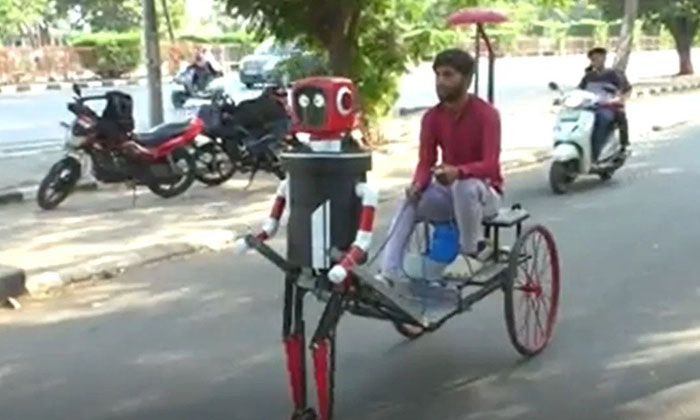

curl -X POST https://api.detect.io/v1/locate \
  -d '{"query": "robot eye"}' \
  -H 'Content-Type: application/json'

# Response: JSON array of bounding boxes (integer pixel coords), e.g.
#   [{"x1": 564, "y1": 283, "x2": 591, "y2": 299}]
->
[
  {"x1": 298, "y1": 94, "x2": 310, "y2": 108},
  {"x1": 336, "y1": 87, "x2": 353, "y2": 116},
  {"x1": 313, "y1": 93, "x2": 325, "y2": 108}
]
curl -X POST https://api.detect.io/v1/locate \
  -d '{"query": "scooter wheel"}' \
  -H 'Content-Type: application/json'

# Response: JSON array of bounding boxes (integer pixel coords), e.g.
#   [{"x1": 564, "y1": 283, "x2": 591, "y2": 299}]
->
[
  {"x1": 599, "y1": 171, "x2": 613, "y2": 182},
  {"x1": 549, "y1": 162, "x2": 572, "y2": 195},
  {"x1": 171, "y1": 91, "x2": 188, "y2": 109}
]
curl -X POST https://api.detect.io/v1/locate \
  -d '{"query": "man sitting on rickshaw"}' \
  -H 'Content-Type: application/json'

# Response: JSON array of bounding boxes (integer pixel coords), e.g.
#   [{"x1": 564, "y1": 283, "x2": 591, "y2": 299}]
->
[{"x1": 379, "y1": 48, "x2": 504, "y2": 285}]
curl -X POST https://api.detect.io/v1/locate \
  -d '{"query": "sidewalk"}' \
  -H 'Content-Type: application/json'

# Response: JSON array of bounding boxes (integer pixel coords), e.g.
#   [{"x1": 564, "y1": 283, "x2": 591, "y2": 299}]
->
[{"x1": 0, "y1": 88, "x2": 699, "y2": 303}]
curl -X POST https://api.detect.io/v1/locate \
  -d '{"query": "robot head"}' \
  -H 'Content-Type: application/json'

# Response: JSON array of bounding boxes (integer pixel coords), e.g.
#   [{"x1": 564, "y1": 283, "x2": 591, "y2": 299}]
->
[{"x1": 291, "y1": 77, "x2": 358, "y2": 138}]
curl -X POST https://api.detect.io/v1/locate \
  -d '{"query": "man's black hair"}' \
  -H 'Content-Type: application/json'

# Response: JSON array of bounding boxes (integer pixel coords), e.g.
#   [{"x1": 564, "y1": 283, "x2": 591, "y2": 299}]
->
[
  {"x1": 587, "y1": 47, "x2": 607, "y2": 58},
  {"x1": 433, "y1": 48, "x2": 476, "y2": 77}
]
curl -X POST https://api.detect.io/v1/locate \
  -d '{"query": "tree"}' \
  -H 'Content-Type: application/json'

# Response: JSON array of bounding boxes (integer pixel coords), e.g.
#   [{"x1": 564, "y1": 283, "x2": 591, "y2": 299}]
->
[
  {"x1": 613, "y1": 0, "x2": 639, "y2": 71},
  {"x1": 595, "y1": 0, "x2": 700, "y2": 75},
  {"x1": 225, "y1": 0, "x2": 469, "y2": 125},
  {"x1": 224, "y1": 0, "x2": 569, "y2": 129},
  {"x1": 0, "y1": 0, "x2": 50, "y2": 43},
  {"x1": 54, "y1": 0, "x2": 142, "y2": 32},
  {"x1": 53, "y1": 0, "x2": 185, "y2": 33}
]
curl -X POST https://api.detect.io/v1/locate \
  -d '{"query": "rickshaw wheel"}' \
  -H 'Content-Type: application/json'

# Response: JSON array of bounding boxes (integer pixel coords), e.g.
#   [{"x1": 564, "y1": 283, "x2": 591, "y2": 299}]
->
[
  {"x1": 504, "y1": 224, "x2": 560, "y2": 357},
  {"x1": 393, "y1": 322, "x2": 425, "y2": 340}
]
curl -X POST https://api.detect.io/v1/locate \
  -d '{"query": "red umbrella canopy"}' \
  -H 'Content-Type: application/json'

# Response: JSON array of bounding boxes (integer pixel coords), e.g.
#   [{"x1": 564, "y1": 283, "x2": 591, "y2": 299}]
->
[{"x1": 447, "y1": 8, "x2": 508, "y2": 27}]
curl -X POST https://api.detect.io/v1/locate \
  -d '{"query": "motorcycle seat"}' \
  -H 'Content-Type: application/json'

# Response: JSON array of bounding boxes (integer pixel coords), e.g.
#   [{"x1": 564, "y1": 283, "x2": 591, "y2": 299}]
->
[{"x1": 136, "y1": 121, "x2": 192, "y2": 146}]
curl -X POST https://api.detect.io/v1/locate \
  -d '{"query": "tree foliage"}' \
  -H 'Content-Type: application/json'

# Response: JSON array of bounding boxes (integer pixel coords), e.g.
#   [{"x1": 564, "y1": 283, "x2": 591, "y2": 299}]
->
[
  {"x1": 593, "y1": 0, "x2": 700, "y2": 74},
  {"x1": 53, "y1": 0, "x2": 185, "y2": 33},
  {"x1": 225, "y1": 0, "x2": 473, "y2": 126},
  {"x1": 224, "y1": 0, "x2": 578, "y2": 127},
  {"x1": 0, "y1": 0, "x2": 50, "y2": 40}
]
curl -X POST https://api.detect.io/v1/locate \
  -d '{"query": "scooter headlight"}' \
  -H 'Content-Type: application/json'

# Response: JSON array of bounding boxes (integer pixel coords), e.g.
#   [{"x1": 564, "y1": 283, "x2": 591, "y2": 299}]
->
[{"x1": 563, "y1": 95, "x2": 584, "y2": 108}]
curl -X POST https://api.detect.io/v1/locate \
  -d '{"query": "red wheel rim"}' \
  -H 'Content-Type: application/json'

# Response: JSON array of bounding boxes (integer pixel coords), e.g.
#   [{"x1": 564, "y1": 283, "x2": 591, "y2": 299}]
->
[{"x1": 511, "y1": 226, "x2": 560, "y2": 353}]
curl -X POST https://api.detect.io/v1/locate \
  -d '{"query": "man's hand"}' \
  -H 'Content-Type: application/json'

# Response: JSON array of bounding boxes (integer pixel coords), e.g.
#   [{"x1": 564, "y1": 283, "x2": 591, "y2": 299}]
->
[
  {"x1": 434, "y1": 164, "x2": 459, "y2": 186},
  {"x1": 405, "y1": 184, "x2": 422, "y2": 204}
]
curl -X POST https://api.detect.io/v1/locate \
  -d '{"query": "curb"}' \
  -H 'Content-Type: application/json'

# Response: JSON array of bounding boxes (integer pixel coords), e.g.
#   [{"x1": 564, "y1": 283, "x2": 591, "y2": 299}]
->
[
  {"x1": 0, "y1": 265, "x2": 27, "y2": 303},
  {"x1": 24, "y1": 230, "x2": 237, "y2": 296},
  {"x1": 0, "y1": 77, "x2": 174, "y2": 95},
  {"x1": 0, "y1": 181, "x2": 99, "y2": 207}
]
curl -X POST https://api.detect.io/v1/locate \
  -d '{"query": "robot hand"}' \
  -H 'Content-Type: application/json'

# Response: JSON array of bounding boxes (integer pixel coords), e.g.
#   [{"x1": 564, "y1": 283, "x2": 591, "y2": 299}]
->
[
  {"x1": 328, "y1": 265, "x2": 348, "y2": 284},
  {"x1": 234, "y1": 237, "x2": 251, "y2": 255}
]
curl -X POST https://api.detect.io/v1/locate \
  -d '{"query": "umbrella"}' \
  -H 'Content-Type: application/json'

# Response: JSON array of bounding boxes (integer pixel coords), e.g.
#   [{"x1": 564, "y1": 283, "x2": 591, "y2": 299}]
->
[{"x1": 447, "y1": 8, "x2": 508, "y2": 27}]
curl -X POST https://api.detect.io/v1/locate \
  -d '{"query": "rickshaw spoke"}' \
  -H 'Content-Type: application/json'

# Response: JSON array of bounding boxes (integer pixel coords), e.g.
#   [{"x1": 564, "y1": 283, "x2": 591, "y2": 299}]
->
[{"x1": 532, "y1": 298, "x2": 546, "y2": 346}]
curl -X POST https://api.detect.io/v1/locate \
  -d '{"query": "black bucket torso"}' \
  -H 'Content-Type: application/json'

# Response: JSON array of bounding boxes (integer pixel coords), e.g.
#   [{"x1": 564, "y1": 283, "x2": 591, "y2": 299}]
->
[{"x1": 282, "y1": 152, "x2": 372, "y2": 269}]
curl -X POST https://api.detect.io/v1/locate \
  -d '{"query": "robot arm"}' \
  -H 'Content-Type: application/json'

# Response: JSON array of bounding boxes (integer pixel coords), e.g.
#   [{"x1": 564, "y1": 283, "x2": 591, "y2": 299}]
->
[
  {"x1": 328, "y1": 182, "x2": 379, "y2": 284},
  {"x1": 235, "y1": 179, "x2": 289, "y2": 253}
]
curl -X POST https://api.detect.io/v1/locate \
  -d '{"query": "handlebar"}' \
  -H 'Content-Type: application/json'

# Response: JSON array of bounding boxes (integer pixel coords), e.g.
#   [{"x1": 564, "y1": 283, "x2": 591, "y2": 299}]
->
[{"x1": 77, "y1": 95, "x2": 107, "y2": 102}]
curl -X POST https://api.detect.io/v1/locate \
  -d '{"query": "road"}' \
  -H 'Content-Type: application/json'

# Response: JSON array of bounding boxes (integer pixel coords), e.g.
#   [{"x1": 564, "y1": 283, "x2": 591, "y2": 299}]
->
[
  {"x1": 1, "y1": 117, "x2": 699, "y2": 419},
  {"x1": 0, "y1": 48, "x2": 698, "y2": 190}
]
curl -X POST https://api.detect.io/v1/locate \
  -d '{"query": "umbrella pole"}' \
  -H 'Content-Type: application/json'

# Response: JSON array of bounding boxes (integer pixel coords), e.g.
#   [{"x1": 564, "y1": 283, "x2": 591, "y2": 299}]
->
[{"x1": 474, "y1": 24, "x2": 481, "y2": 97}]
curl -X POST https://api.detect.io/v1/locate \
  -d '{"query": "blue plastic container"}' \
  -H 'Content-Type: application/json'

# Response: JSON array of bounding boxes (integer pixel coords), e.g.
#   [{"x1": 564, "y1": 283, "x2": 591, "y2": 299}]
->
[{"x1": 427, "y1": 222, "x2": 460, "y2": 264}]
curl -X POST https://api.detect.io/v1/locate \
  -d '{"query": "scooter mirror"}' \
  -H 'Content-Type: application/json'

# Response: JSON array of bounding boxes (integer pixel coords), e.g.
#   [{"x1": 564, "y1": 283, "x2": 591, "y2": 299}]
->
[
  {"x1": 548, "y1": 82, "x2": 560, "y2": 91},
  {"x1": 72, "y1": 83, "x2": 82, "y2": 97}
]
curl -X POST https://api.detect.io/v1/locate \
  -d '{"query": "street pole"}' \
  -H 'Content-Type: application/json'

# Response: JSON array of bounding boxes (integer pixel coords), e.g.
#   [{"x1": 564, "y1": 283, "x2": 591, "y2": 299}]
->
[{"x1": 142, "y1": 0, "x2": 164, "y2": 126}]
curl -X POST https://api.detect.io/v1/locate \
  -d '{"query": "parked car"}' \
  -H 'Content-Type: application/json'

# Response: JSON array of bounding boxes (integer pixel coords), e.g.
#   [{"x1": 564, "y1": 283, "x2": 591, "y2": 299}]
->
[{"x1": 239, "y1": 39, "x2": 301, "y2": 89}]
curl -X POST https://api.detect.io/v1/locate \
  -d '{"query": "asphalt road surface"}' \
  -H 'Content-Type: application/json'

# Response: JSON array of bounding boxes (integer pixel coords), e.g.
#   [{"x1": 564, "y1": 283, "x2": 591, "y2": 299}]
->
[{"x1": 1, "y1": 117, "x2": 699, "y2": 419}]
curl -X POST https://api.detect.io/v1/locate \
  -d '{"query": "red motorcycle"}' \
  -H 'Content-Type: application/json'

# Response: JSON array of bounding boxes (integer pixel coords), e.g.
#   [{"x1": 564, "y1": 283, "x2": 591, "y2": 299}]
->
[{"x1": 37, "y1": 84, "x2": 203, "y2": 210}]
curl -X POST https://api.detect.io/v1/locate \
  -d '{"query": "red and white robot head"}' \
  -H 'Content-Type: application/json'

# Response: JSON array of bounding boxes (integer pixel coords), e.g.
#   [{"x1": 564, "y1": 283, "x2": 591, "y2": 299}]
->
[{"x1": 291, "y1": 77, "x2": 358, "y2": 140}]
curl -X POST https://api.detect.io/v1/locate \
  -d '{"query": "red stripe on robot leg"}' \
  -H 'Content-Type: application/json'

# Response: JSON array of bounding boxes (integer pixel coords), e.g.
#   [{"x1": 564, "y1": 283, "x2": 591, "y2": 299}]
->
[
  {"x1": 284, "y1": 335, "x2": 304, "y2": 409},
  {"x1": 312, "y1": 340, "x2": 331, "y2": 420}
]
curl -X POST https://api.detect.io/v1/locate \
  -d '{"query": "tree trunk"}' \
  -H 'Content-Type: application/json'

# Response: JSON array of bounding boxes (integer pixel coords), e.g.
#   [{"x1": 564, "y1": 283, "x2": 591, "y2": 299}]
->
[
  {"x1": 666, "y1": 16, "x2": 699, "y2": 75},
  {"x1": 328, "y1": 34, "x2": 353, "y2": 77},
  {"x1": 613, "y1": 0, "x2": 638, "y2": 72}
]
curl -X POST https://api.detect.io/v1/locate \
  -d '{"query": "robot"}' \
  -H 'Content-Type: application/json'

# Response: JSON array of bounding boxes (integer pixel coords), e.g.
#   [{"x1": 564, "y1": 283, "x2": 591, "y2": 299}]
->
[{"x1": 235, "y1": 77, "x2": 378, "y2": 420}]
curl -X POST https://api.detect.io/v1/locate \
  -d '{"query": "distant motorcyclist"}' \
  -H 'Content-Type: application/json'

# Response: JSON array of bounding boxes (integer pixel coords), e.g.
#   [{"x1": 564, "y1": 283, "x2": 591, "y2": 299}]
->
[
  {"x1": 578, "y1": 47, "x2": 632, "y2": 160},
  {"x1": 190, "y1": 48, "x2": 223, "y2": 91}
]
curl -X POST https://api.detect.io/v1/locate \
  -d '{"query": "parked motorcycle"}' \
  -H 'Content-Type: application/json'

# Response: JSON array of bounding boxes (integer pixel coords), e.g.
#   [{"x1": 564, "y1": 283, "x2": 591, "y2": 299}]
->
[
  {"x1": 171, "y1": 65, "x2": 225, "y2": 109},
  {"x1": 189, "y1": 87, "x2": 292, "y2": 188},
  {"x1": 37, "y1": 84, "x2": 202, "y2": 210},
  {"x1": 547, "y1": 81, "x2": 630, "y2": 194}
]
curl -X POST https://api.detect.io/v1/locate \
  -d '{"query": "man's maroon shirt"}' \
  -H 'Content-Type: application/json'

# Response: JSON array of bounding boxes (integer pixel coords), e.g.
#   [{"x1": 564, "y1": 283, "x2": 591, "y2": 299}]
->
[{"x1": 412, "y1": 95, "x2": 503, "y2": 194}]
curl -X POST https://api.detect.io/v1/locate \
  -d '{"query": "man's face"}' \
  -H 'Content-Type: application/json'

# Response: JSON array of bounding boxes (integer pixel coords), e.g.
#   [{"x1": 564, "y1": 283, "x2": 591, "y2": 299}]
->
[
  {"x1": 590, "y1": 53, "x2": 606, "y2": 69},
  {"x1": 435, "y1": 65, "x2": 471, "y2": 103}
]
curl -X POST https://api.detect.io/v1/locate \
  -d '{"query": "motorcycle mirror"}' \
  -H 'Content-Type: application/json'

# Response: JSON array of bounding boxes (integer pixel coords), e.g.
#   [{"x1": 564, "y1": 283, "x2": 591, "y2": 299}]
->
[
  {"x1": 72, "y1": 83, "x2": 82, "y2": 97},
  {"x1": 548, "y1": 82, "x2": 560, "y2": 91}
]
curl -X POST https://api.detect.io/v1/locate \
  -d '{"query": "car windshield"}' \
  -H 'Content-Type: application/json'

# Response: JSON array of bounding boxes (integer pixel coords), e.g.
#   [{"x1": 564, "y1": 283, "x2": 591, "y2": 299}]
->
[{"x1": 254, "y1": 39, "x2": 298, "y2": 56}]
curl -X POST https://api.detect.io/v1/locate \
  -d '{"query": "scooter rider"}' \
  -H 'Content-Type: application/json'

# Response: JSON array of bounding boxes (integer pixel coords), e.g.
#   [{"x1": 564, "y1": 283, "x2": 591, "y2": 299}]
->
[
  {"x1": 190, "y1": 48, "x2": 223, "y2": 91},
  {"x1": 578, "y1": 47, "x2": 632, "y2": 160}
]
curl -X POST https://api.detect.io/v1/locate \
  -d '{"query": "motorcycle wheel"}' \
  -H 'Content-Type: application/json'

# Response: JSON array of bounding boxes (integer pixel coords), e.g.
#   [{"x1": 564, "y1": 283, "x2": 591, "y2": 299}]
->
[
  {"x1": 37, "y1": 157, "x2": 82, "y2": 210},
  {"x1": 171, "y1": 90, "x2": 188, "y2": 109},
  {"x1": 147, "y1": 147, "x2": 196, "y2": 198},
  {"x1": 549, "y1": 161, "x2": 574, "y2": 195},
  {"x1": 194, "y1": 142, "x2": 236, "y2": 186}
]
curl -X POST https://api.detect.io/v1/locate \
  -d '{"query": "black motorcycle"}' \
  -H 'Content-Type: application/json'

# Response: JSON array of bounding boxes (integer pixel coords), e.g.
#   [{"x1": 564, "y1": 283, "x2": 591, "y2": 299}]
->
[{"x1": 192, "y1": 88, "x2": 291, "y2": 188}]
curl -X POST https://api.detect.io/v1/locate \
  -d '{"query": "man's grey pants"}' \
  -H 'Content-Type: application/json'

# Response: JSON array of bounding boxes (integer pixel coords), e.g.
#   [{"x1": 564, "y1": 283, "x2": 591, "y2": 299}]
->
[{"x1": 380, "y1": 179, "x2": 501, "y2": 276}]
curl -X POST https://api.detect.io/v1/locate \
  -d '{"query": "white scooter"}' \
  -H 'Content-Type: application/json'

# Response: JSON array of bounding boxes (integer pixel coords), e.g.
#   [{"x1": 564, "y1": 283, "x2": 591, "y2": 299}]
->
[
  {"x1": 547, "y1": 82, "x2": 630, "y2": 194},
  {"x1": 171, "y1": 63, "x2": 226, "y2": 110}
]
